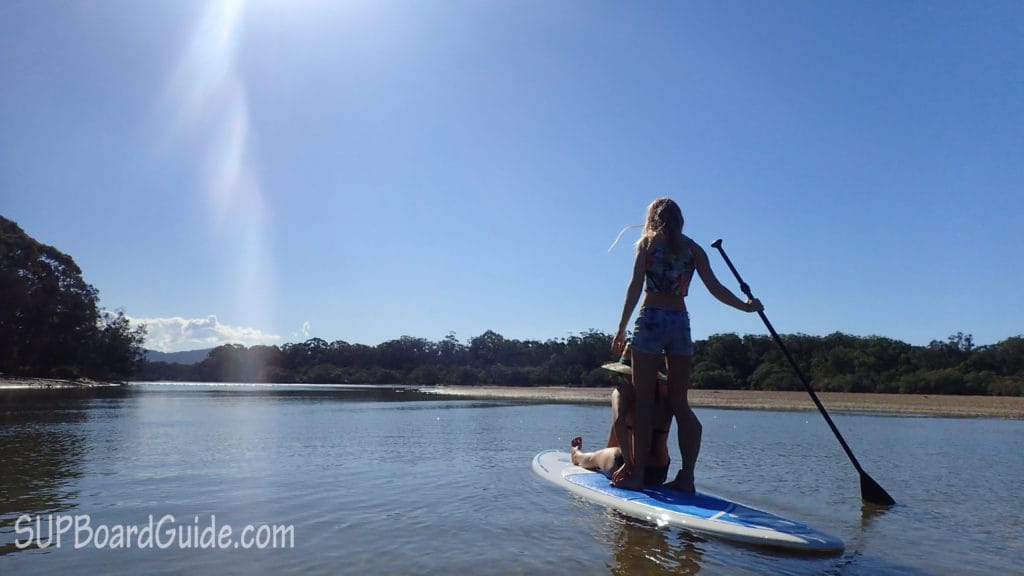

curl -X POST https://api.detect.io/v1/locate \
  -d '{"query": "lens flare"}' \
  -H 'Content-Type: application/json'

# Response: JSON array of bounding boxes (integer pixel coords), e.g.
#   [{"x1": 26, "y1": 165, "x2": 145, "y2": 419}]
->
[{"x1": 160, "y1": 0, "x2": 275, "y2": 335}]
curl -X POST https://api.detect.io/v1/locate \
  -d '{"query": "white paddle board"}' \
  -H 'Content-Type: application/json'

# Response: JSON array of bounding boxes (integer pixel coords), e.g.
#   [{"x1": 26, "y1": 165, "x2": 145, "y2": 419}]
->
[{"x1": 532, "y1": 449, "x2": 843, "y2": 553}]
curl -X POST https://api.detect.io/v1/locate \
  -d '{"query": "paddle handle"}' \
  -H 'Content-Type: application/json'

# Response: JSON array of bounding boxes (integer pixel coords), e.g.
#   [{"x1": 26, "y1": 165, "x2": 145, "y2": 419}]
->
[
  {"x1": 710, "y1": 240, "x2": 895, "y2": 506},
  {"x1": 710, "y1": 239, "x2": 864, "y2": 469}
]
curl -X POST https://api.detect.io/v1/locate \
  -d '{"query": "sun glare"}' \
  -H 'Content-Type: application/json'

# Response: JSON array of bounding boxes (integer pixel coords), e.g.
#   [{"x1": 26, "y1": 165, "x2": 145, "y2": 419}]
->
[{"x1": 161, "y1": 0, "x2": 275, "y2": 335}]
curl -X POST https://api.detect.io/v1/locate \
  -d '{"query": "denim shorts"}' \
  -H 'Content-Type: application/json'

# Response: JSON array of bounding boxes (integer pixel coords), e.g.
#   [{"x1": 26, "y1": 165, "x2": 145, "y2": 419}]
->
[{"x1": 631, "y1": 307, "x2": 693, "y2": 356}]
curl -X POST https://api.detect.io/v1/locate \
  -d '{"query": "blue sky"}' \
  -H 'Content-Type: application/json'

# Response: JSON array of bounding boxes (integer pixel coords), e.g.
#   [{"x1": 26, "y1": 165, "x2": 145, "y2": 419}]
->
[{"x1": 2, "y1": 1, "x2": 1021, "y2": 352}]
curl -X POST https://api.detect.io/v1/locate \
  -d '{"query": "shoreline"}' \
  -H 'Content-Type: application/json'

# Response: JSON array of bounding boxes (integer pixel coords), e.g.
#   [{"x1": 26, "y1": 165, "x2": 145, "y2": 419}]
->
[
  {"x1": 425, "y1": 386, "x2": 1024, "y2": 419},
  {"x1": 2, "y1": 376, "x2": 1020, "y2": 419},
  {"x1": 0, "y1": 375, "x2": 120, "y2": 389}
]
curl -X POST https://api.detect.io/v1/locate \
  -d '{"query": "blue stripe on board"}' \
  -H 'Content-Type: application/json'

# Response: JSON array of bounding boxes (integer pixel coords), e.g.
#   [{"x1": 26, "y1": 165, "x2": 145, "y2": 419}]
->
[{"x1": 565, "y1": 471, "x2": 809, "y2": 532}]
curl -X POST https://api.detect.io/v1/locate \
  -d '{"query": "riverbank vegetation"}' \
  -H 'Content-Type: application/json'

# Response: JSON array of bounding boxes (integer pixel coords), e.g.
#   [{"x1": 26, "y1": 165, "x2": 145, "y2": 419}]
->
[
  {"x1": 1, "y1": 216, "x2": 146, "y2": 381},
  {"x1": 4, "y1": 214, "x2": 1019, "y2": 395},
  {"x1": 139, "y1": 330, "x2": 1023, "y2": 396}
]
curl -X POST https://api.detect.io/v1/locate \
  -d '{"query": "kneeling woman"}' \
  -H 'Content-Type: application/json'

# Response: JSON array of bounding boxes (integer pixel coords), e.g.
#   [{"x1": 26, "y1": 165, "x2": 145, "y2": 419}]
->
[{"x1": 570, "y1": 379, "x2": 673, "y2": 486}]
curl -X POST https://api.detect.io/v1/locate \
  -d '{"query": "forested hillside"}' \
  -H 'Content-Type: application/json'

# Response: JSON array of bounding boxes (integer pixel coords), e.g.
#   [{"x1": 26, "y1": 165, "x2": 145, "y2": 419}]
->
[
  {"x1": 0, "y1": 216, "x2": 146, "y2": 380},
  {"x1": 138, "y1": 330, "x2": 1023, "y2": 396}
]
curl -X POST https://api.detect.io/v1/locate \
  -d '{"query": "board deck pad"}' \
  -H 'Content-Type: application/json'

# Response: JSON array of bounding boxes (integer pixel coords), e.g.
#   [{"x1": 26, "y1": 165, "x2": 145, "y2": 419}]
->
[{"x1": 533, "y1": 449, "x2": 843, "y2": 553}]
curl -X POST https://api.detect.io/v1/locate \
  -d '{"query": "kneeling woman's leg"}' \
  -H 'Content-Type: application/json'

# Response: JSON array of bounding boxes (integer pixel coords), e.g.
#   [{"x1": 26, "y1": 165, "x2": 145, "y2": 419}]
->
[
  {"x1": 613, "y1": 349, "x2": 660, "y2": 489},
  {"x1": 570, "y1": 437, "x2": 623, "y2": 478}
]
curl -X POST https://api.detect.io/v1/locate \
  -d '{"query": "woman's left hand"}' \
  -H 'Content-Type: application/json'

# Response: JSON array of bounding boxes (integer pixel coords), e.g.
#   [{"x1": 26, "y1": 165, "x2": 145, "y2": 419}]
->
[
  {"x1": 611, "y1": 329, "x2": 627, "y2": 354},
  {"x1": 745, "y1": 298, "x2": 764, "y2": 313},
  {"x1": 611, "y1": 461, "x2": 633, "y2": 486}
]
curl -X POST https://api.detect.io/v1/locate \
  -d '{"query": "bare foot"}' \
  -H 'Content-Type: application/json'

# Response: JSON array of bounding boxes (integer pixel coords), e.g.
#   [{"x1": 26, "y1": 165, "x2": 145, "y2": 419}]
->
[
  {"x1": 570, "y1": 436, "x2": 583, "y2": 465},
  {"x1": 666, "y1": 471, "x2": 695, "y2": 493}
]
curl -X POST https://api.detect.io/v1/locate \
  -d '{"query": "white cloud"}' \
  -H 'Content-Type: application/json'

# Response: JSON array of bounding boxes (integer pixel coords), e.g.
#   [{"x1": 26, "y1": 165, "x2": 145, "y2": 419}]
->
[
  {"x1": 128, "y1": 315, "x2": 283, "y2": 353},
  {"x1": 291, "y1": 321, "x2": 312, "y2": 341}
]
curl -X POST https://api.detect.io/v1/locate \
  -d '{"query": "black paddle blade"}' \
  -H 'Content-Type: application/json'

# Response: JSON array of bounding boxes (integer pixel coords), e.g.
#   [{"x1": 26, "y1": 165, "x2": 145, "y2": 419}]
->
[{"x1": 861, "y1": 472, "x2": 896, "y2": 506}]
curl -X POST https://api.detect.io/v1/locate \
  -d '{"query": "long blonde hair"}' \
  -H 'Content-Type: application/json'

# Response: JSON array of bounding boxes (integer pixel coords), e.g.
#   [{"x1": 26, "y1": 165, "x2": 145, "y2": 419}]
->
[{"x1": 637, "y1": 197, "x2": 686, "y2": 254}]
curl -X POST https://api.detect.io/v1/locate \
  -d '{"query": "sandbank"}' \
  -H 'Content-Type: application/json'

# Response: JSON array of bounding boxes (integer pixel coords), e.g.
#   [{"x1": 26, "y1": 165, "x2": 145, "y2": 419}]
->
[
  {"x1": 3, "y1": 376, "x2": 1019, "y2": 418},
  {"x1": 425, "y1": 386, "x2": 1024, "y2": 419},
  {"x1": 0, "y1": 376, "x2": 117, "y2": 389}
]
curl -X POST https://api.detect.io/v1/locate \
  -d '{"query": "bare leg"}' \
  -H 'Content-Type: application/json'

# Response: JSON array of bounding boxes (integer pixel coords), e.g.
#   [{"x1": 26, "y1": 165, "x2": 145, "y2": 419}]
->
[
  {"x1": 570, "y1": 437, "x2": 622, "y2": 478},
  {"x1": 610, "y1": 383, "x2": 633, "y2": 451},
  {"x1": 614, "y1": 349, "x2": 659, "y2": 490},
  {"x1": 665, "y1": 354, "x2": 701, "y2": 493}
]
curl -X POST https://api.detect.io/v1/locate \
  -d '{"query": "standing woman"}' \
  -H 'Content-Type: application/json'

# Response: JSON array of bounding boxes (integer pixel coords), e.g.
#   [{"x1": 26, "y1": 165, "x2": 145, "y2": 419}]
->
[{"x1": 611, "y1": 198, "x2": 762, "y2": 492}]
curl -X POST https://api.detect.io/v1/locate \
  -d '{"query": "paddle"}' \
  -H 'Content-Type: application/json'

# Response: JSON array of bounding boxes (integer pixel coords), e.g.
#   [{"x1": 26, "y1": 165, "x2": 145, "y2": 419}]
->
[{"x1": 711, "y1": 239, "x2": 896, "y2": 506}]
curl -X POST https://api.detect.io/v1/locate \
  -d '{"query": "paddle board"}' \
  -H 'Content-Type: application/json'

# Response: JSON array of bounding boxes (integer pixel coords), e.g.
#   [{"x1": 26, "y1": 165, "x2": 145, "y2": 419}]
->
[{"x1": 532, "y1": 449, "x2": 843, "y2": 553}]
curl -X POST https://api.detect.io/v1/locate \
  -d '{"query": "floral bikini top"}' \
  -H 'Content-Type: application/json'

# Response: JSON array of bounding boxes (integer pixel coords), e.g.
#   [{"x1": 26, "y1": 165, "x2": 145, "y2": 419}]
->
[{"x1": 644, "y1": 244, "x2": 696, "y2": 296}]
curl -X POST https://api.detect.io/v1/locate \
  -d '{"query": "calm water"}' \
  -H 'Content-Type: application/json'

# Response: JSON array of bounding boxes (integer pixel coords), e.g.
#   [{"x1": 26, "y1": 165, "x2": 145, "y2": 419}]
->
[{"x1": 1, "y1": 384, "x2": 1021, "y2": 575}]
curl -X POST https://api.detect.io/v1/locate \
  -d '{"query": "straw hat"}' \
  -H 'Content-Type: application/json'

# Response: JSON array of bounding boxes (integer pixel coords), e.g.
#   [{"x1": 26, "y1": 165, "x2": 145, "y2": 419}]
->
[
  {"x1": 600, "y1": 360, "x2": 634, "y2": 376},
  {"x1": 600, "y1": 343, "x2": 668, "y2": 381},
  {"x1": 601, "y1": 342, "x2": 633, "y2": 375}
]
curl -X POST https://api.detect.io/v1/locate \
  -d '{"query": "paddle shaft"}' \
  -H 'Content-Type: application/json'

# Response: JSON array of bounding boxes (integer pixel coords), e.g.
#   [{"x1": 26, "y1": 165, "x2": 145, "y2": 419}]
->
[{"x1": 711, "y1": 240, "x2": 895, "y2": 505}]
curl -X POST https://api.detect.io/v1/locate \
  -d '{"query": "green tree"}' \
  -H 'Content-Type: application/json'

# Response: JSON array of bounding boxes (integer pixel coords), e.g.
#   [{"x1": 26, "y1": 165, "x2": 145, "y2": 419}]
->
[
  {"x1": 700, "y1": 333, "x2": 756, "y2": 385},
  {"x1": 0, "y1": 216, "x2": 145, "y2": 380},
  {"x1": 126, "y1": 317, "x2": 1022, "y2": 396},
  {"x1": 88, "y1": 310, "x2": 147, "y2": 380},
  {"x1": 437, "y1": 332, "x2": 467, "y2": 366},
  {"x1": 749, "y1": 363, "x2": 802, "y2": 391},
  {"x1": 469, "y1": 330, "x2": 509, "y2": 367}
]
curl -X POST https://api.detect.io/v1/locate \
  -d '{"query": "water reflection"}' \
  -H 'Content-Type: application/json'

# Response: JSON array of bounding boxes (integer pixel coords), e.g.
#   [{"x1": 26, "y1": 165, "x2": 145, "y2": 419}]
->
[
  {"x1": 600, "y1": 512, "x2": 704, "y2": 576},
  {"x1": 133, "y1": 383, "x2": 439, "y2": 404},
  {"x1": 0, "y1": 389, "x2": 111, "y2": 555},
  {"x1": 0, "y1": 385, "x2": 1019, "y2": 575},
  {"x1": 860, "y1": 501, "x2": 894, "y2": 525}
]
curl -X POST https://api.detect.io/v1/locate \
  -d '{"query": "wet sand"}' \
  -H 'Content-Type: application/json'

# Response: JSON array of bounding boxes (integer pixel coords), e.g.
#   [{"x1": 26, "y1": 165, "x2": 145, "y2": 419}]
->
[{"x1": 425, "y1": 386, "x2": 1024, "y2": 419}]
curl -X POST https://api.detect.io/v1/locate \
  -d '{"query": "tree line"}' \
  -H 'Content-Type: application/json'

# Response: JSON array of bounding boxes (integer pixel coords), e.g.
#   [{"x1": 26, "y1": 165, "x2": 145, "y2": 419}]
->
[
  {"x1": 1, "y1": 216, "x2": 147, "y2": 381},
  {"x1": 4, "y1": 212, "x2": 1020, "y2": 395},
  {"x1": 138, "y1": 330, "x2": 1024, "y2": 396}
]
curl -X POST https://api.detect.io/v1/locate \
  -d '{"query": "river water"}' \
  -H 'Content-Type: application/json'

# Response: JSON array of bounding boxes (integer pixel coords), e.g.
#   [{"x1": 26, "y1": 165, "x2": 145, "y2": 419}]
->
[{"x1": 1, "y1": 383, "x2": 1020, "y2": 575}]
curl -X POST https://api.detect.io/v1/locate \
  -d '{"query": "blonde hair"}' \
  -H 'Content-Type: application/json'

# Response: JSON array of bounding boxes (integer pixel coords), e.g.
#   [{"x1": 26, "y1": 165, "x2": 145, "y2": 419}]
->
[{"x1": 637, "y1": 197, "x2": 685, "y2": 254}]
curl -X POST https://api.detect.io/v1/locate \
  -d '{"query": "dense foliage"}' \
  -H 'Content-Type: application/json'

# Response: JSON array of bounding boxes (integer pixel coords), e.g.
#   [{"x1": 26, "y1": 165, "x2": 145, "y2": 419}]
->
[
  {"x1": 0, "y1": 216, "x2": 147, "y2": 380},
  {"x1": 5, "y1": 211, "x2": 1017, "y2": 394},
  {"x1": 138, "y1": 330, "x2": 1023, "y2": 396}
]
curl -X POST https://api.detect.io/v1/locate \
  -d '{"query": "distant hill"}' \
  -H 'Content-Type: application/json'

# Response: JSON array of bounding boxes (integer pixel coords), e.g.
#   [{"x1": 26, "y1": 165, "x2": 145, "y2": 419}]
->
[{"x1": 144, "y1": 348, "x2": 213, "y2": 365}]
